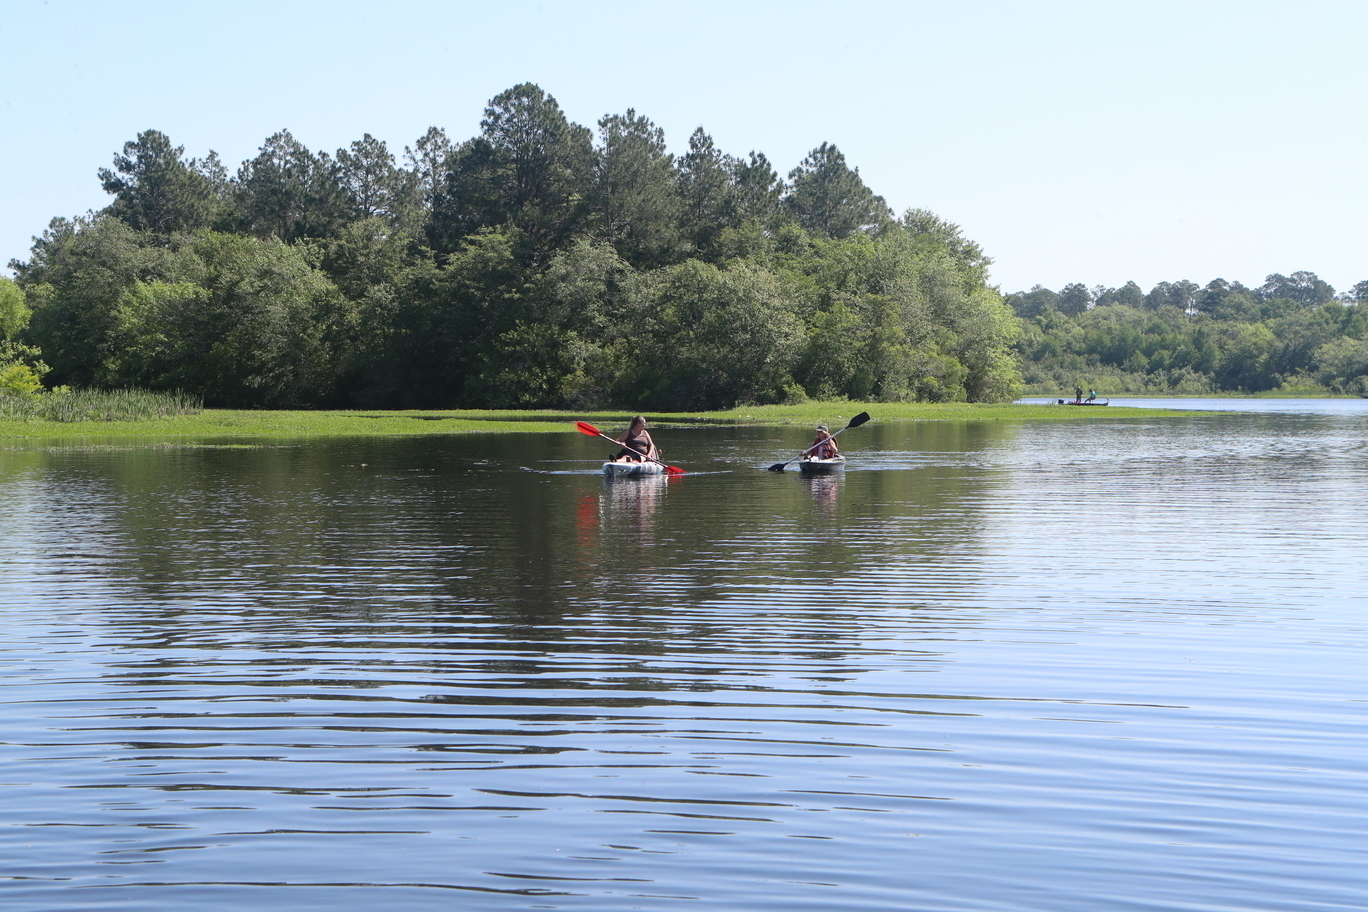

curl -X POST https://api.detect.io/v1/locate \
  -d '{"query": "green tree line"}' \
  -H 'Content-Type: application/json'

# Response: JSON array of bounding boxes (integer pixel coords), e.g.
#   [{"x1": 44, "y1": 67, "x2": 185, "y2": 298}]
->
[
  {"x1": 5, "y1": 83, "x2": 1021, "y2": 409},
  {"x1": 1008, "y1": 273, "x2": 1368, "y2": 396}
]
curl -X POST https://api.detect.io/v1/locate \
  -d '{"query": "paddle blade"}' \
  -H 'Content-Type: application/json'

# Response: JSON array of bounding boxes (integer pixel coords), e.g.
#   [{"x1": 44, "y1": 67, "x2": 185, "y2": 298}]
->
[
  {"x1": 664, "y1": 465, "x2": 686, "y2": 475},
  {"x1": 767, "y1": 463, "x2": 786, "y2": 472},
  {"x1": 847, "y1": 411, "x2": 871, "y2": 428},
  {"x1": 575, "y1": 421, "x2": 602, "y2": 437}
]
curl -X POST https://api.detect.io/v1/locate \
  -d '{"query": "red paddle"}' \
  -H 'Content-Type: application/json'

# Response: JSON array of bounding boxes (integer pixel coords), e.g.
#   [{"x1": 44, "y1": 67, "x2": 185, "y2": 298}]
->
[{"x1": 576, "y1": 421, "x2": 686, "y2": 475}]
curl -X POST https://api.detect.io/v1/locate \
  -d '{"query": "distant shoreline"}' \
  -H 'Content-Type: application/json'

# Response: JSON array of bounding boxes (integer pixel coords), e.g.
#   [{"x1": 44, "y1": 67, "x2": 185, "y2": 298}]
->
[
  {"x1": 1017, "y1": 392, "x2": 1353, "y2": 400},
  {"x1": 0, "y1": 401, "x2": 1196, "y2": 444}
]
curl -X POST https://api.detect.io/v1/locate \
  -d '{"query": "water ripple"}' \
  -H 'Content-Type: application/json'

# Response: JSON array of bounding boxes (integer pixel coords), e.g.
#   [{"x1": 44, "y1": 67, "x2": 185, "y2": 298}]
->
[{"x1": 3, "y1": 417, "x2": 1367, "y2": 911}]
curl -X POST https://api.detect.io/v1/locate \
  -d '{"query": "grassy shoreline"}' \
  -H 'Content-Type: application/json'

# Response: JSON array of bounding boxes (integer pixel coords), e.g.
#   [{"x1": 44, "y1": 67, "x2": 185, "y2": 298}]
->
[{"x1": 0, "y1": 401, "x2": 1205, "y2": 444}]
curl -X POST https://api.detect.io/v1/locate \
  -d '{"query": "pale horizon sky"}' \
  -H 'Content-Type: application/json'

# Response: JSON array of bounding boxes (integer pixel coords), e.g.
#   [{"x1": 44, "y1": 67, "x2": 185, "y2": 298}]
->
[{"x1": 4, "y1": 0, "x2": 1364, "y2": 295}]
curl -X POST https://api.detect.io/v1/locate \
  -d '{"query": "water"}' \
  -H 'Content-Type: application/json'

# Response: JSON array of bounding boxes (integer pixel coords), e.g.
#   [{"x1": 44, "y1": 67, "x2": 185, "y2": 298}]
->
[
  {"x1": 3, "y1": 401, "x2": 1366, "y2": 911},
  {"x1": 1019, "y1": 394, "x2": 1368, "y2": 414}
]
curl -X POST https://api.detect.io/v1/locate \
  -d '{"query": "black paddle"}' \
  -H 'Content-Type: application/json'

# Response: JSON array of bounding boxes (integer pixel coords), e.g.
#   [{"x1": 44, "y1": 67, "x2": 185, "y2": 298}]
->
[{"x1": 768, "y1": 412, "x2": 870, "y2": 472}]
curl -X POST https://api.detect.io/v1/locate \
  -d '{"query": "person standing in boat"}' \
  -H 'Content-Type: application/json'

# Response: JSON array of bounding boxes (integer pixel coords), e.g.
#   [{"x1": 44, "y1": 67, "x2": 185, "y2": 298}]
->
[
  {"x1": 1074, "y1": 385, "x2": 1084, "y2": 403},
  {"x1": 809, "y1": 424, "x2": 839, "y2": 460},
  {"x1": 612, "y1": 416, "x2": 660, "y2": 462}
]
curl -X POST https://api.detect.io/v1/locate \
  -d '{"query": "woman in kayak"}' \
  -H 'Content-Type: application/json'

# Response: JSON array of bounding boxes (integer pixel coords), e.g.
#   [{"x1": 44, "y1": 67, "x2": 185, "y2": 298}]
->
[
  {"x1": 808, "y1": 424, "x2": 839, "y2": 460},
  {"x1": 612, "y1": 416, "x2": 660, "y2": 462}
]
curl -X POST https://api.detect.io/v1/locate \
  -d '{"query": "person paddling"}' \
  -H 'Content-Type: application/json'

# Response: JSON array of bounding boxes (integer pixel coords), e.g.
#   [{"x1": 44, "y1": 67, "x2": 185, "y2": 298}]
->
[
  {"x1": 807, "y1": 424, "x2": 839, "y2": 460},
  {"x1": 611, "y1": 416, "x2": 660, "y2": 463}
]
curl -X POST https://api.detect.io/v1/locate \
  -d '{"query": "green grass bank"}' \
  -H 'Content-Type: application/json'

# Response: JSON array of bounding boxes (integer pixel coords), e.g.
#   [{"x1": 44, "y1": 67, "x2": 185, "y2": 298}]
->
[{"x1": 0, "y1": 400, "x2": 1201, "y2": 445}]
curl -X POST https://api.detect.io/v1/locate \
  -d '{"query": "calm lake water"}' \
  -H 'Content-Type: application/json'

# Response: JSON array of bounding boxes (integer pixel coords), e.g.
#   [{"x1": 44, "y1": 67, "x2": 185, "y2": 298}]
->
[{"x1": 3, "y1": 400, "x2": 1366, "y2": 911}]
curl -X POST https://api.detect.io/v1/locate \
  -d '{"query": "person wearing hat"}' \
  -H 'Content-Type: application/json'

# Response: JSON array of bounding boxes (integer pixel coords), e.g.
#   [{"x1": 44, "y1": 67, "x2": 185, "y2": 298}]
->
[{"x1": 809, "y1": 424, "x2": 839, "y2": 460}]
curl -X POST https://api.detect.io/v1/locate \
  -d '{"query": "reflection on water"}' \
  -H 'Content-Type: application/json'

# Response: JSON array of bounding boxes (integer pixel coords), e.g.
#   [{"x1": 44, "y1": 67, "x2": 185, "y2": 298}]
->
[
  {"x1": 803, "y1": 472, "x2": 840, "y2": 514},
  {"x1": 2, "y1": 406, "x2": 1367, "y2": 911},
  {"x1": 600, "y1": 473, "x2": 671, "y2": 533}
]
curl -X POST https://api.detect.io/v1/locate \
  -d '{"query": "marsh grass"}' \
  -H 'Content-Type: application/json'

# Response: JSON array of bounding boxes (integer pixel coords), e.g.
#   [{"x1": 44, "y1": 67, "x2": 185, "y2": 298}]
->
[
  {"x1": 0, "y1": 398, "x2": 1198, "y2": 444},
  {"x1": 0, "y1": 389, "x2": 202, "y2": 422},
  {"x1": 665, "y1": 401, "x2": 1202, "y2": 426}
]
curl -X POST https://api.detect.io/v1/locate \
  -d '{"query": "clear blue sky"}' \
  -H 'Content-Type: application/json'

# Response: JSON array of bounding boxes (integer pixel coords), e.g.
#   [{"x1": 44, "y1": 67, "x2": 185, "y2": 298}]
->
[{"x1": 4, "y1": 0, "x2": 1364, "y2": 294}]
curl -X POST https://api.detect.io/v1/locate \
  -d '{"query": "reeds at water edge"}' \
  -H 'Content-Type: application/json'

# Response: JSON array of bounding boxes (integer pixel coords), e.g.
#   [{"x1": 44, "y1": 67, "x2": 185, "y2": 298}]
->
[{"x1": 0, "y1": 388, "x2": 203, "y2": 422}]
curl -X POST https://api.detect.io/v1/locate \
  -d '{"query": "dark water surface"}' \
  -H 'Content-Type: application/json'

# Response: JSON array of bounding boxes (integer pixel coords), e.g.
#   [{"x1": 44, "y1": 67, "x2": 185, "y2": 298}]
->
[{"x1": 3, "y1": 402, "x2": 1366, "y2": 911}]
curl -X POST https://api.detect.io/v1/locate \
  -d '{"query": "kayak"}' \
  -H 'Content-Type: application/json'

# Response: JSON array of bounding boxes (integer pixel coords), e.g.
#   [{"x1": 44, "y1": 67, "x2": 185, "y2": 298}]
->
[
  {"x1": 1059, "y1": 399, "x2": 1109, "y2": 406},
  {"x1": 797, "y1": 455, "x2": 846, "y2": 474},
  {"x1": 602, "y1": 460, "x2": 666, "y2": 477}
]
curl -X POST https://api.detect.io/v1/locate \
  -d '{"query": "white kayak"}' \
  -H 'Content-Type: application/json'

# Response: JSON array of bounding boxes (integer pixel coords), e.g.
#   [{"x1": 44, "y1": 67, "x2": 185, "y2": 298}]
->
[
  {"x1": 797, "y1": 455, "x2": 846, "y2": 474},
  {"x1": 602, "y1": 459, "x2": 666, "y2": 477}
]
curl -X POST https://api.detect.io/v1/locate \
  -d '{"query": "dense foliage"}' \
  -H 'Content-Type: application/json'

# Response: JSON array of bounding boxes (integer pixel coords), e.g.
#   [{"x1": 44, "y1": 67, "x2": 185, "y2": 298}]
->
[
  {"x1": 7, "y1": 84, "x2": 1020, "y2": 409},
  {"x1": 1008, "y1": 275, "x2": 1368, "y2": 396}
]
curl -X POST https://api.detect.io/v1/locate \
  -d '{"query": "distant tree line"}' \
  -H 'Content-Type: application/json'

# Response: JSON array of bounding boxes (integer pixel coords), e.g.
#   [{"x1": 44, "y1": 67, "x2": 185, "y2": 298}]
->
[
  {"x1": 1008, "y1": 273, "x2": 1368, "y2": 395},
  {"x1": 4, "y1": 83, "x2": 1021, "y2": 409}
]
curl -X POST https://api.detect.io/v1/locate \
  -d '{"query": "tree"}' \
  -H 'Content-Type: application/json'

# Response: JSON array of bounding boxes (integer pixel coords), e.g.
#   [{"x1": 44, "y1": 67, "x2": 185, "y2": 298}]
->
[
  {"x1": 1311, "y1": 336, "x2": 1368, "y2": 393},
  {"x1": 676, "y1": 128, "x2": 738, "y2": 259},
  {"x1": 378, "y1": 227, "x2": 533, "y2": 407},
  {"x1": 1145, "y1": 280, "x2": 1198, "y2": 312},
  {"x1": 335, "y1": 133, "x2": 405, "y2": 222},
  {"x1": 175, "y1": 232, "x2": 352, "y2": 406},
  {"x1": 1208, "y1": 286, "x2": 1260, "y2": 322},
  {"x1": 900, "y1": 209, "x2": 991, "y2": 283},
  {"x1": 402, "y1": 126, "x2": 452, "y2": 227},
  {"x1": 0, "y1": 276, "x2": 30, "y2": 342},
  {"x1": 1115, "y1": 281, "x2": 1146, "y2": 307},
  {"x1": 98, "y1": 129, "x2": 219, "y2": 235},
  {"x1": 874, "y1": 230, "x2": 1019, "y2": 401},
  {"x1": 1095, "y1": 281, "x2": 1145, "y2": 308},
  {"x1": 590, "y1": 109, "x2": 683, "y2": 268},
  {"x1": 19, "y1": 215, "x2": 180, "y2": 387},
  {"x1": 13, "y1": 84, "x2": 1040, "y2": 408},
  {"x1": 1195, "y1": 278, "x2": 1233, "y2": 315},
  {"x1": 781, "y1": 228, "x2": 1018, "y2": 403},
  {"x1": 431, "y1": 83, "x2": 594, "y2": 258},
  {"x1": 1269, "y1": 305, "x2": 1341, "y2": 380},
  {"x1": 731, "y1": 151, "x2": 784, "y2": 227},
  {"x1": 537, "y1": 236, "x2": 635, "y2": 340},
  {"x1": 1007, "y1": 285, "x2": 1060, "y2": 319},
  {"x1": 194, "y1": 150, "x2": 231, "y2": 202},
  {"x1": 1214, "y1": 323, "x2": 1278, "y2": 391},
  {"x1": 784, "y1": 142, "x2": 891, "y2": 239},
  {"x1": 0, "y1": 276, "x2": 45, "y2": 395},
  {"x1": 1259, "y1": 271, "x2": 1335, "y2": 308},
  {"x1": 232, "y1": 130, "x2": 352, "y2": 242},
  {"x1": 464, "y1": 238, "x2": 637, "y2": 409},
  {"x1": 314, "y1": 216, "x2": 417, "y2": 303},
  {"x1": 796, "y1": 297, "x2": 869, "y2": 399},
  {"x1": 632, "y1": 259, "x2": 803, "y2": 409},
  {"x1": 107, "y1": 280, "x2": 212, "y2": 390},
  {"x1": 1058, "y1": 282, "x2": 1092, "y2": 316}
]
